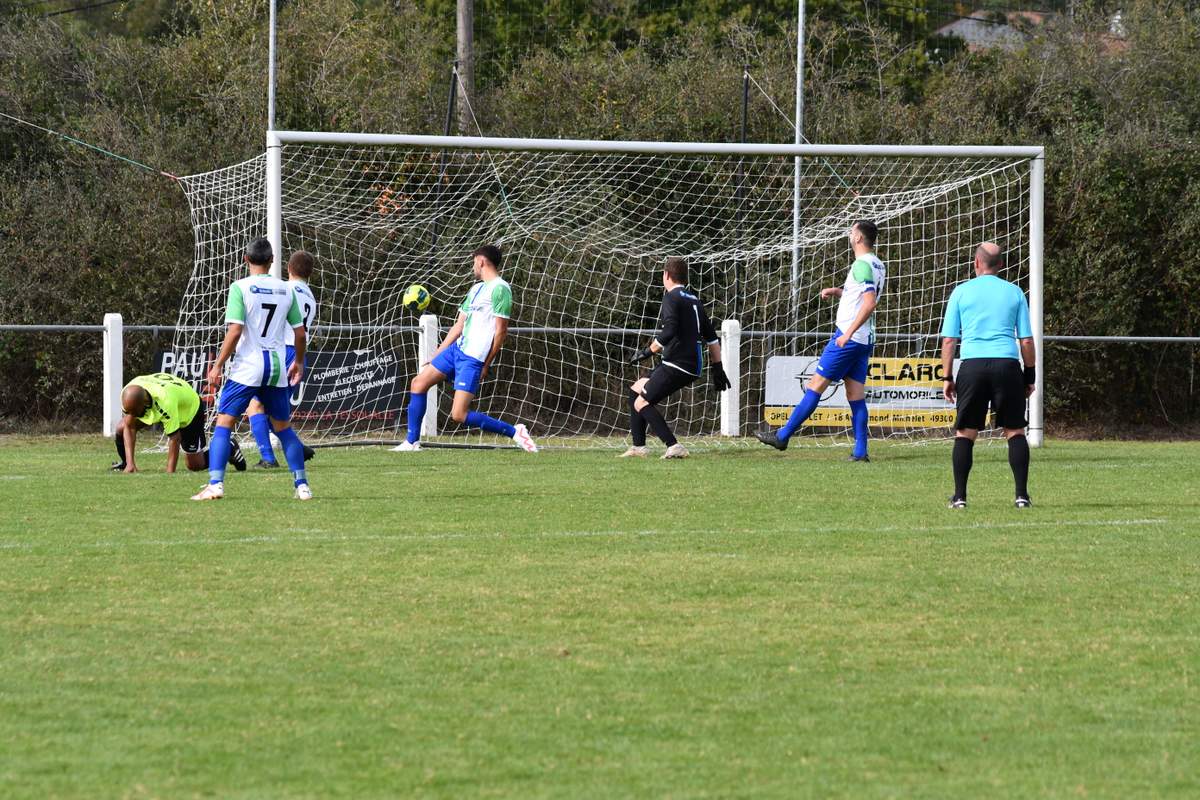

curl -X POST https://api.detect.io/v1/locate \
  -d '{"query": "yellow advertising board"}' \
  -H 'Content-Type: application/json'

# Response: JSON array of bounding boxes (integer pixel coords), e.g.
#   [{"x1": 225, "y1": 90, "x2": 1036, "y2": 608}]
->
[{"x1": 763, "y1": 356, "x2": 959, "y2": 428}]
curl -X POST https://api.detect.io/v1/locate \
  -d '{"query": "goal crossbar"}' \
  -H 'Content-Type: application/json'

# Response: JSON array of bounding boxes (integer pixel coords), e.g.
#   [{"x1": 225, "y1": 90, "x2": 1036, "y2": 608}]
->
[
  {"x1": 269, "y1": 130, "x2": 1043, "y2": 160},
  {"x1": 237, "y1": 132, "x2": 1046, "y2": 446}
]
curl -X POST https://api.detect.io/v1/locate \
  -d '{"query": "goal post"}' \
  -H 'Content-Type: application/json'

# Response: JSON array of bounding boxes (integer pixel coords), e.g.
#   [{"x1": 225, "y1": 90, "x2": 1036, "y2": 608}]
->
[
  {"x1": 1028, "y1": 154, "x2": 1045, "y2": 447},
  {"x1": 176, "y1": 132, "x2": 1043, "y2": 448}
]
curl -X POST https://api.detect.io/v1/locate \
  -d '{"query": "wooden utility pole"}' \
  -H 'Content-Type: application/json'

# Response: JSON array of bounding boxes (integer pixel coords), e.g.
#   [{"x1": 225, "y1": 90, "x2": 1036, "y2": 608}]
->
[{"x1": 456, "y1": 0, "x2": 474, "y2": 134}]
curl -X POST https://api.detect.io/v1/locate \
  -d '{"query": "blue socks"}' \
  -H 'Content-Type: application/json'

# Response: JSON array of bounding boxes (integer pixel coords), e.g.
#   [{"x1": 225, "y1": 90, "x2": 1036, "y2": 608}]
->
[
  {"x1": 405, "y1": 392, "x2": 517, "y2": 441},
  {"x1": 779, "y1": 389, "x2": 821, "y2": 442},
  {"x1": 274, "y1": 426, "x2": 308, "y2": 487},
  {"x1": 249, "y1": 413, "x2": 276, "y2": 465},
  {"x1": 849, "y1": 399, "x2": 869, "y2": 458},
  {"x1": 208, "y1": 426, "x2": 232, "y2": 484},
  {"x1": 465, "y1": 411, "x2": 516, "y2": 438},
  {"x1": 406, "y1": 392, "x2": 428, "y2": 444}
]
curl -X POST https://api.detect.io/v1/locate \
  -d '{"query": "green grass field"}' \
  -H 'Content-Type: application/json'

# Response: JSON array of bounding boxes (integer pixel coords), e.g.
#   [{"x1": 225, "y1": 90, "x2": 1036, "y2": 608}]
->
[{"x1": 1, "y1": 435, "x2": 1196, "y2": 798}]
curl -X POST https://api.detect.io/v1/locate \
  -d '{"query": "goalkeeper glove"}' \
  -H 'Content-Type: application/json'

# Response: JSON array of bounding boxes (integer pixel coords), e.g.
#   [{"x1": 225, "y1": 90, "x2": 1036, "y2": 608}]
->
[
  {"x1": 710, "y1": 362, "x2": 731, "y2": 391},
  {"x1": 628, "y1": 347, "x2": 654, "y2": 365}
]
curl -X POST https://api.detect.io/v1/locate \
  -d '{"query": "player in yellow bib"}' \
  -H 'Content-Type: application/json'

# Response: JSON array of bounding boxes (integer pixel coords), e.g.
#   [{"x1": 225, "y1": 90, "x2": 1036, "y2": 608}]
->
[{"x1": 113, "y1": 372, "x2": 245, "y2": 474}]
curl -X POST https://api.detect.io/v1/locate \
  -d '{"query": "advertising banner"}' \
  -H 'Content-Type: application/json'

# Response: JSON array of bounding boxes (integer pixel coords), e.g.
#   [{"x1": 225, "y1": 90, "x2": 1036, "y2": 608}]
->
[{"x1": 764, "y1": 356, "x2": 960, "y2": 428}]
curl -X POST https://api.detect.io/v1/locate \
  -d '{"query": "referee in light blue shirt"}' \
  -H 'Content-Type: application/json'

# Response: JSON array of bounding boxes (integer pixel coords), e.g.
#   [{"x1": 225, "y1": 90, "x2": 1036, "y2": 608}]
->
[{"x1": 940, "y1": 242, "x2": 1036, "y2": 509}]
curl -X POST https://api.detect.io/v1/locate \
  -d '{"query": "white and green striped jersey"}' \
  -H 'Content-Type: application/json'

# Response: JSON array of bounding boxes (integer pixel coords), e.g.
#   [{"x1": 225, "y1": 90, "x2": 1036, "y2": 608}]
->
[
  {"x1": 835, "y1": 253, "x2": 886, "y2": 345},
  {"x1": 224, "y1": 274, "x2": 303, "y2": 387},
  {"x1": 457, "y1": 278, "x2": 513, "y2": 361},
  {"x1": 285, "y1": 280, "x2": 318, "y2": 348}
]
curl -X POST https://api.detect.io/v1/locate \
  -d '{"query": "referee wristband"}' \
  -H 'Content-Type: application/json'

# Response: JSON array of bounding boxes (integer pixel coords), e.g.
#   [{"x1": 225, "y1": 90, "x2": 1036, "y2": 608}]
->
[{"x1": 1023, "y1": 366, "x2": 1037, "y2": 385}]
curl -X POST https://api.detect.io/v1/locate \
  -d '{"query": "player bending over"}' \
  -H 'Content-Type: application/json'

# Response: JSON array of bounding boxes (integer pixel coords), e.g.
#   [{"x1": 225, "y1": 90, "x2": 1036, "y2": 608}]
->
[
  {"x1": 393, "y1": 244, "x2": 537, "y2": 453},
  {"x1": 624, "y1": 256, "x2": 730, "y2": 459},
  {"x1": 192, "y1": 237, "x2": 313, "y2": 501},
  {"x1": 246, "y1": 250, "x2": 318, "y2": 469},
  {"x1": 756, "y1": 220, "x2": 884, "y2": 461},
  {"x1": 113, "y1": 372, "x2": 245, "y2": 474}
]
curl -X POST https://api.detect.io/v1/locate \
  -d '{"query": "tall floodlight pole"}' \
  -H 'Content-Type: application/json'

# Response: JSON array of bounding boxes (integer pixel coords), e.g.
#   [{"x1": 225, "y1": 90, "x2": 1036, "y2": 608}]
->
[
  {"x1": 456, "y1": 0, "x2": 475, "y2": 134},
  {"x1": 791, "y1": 0, "x2": 804, "y2": 302},
  {"x1": 266, "y1": 0, "x2": 283, "y2": 278}
]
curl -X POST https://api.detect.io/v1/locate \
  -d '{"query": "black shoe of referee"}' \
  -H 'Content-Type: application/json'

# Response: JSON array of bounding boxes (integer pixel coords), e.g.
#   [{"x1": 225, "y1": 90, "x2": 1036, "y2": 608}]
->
[
  {"x1": 229, "y1": 438, "x2": 248, "y2": 472},
  {"x1": 755, "y1": 429, "x2": 787, "y2": 451},
  {"x1": 948, "y1": 496, "x2": 967, "y2": 509},
  {"x1": 1014, "y1": 496, "x2": 1033, "y2": 509}
]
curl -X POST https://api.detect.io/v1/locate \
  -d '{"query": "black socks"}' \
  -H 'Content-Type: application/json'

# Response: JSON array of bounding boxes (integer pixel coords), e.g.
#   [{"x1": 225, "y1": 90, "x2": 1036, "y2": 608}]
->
[
  {"x1": 1008, "y1": 434, "x2": 1030, "y2": 498},
  {"x1": 629, "y1": 391, "x2": 647, "y2": 447},
  {"x1": 952, "y1": 435, "x2": 1031, "y2": 501},
  {"x1": 638, "y1": 403, "x2": 677, "y2": 447},
  {"x1": 952, "y1": 437, "x2": 974, "y2": 500}
]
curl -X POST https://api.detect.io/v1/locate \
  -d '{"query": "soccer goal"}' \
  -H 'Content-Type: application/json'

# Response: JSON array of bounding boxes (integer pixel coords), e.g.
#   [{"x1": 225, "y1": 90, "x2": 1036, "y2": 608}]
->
[{"x1": 171, "y1": 132, "x2": 1044, "y2": 448}]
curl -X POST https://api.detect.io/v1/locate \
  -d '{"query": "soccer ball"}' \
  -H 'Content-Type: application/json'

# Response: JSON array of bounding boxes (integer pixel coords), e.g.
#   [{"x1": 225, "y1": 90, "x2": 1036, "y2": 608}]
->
[{"x1": 403, "y1": 284, "x2": 431, "y2": 313}]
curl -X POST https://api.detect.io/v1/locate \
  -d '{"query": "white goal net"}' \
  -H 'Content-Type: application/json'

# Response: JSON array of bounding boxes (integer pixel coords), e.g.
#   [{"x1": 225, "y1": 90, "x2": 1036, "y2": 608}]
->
[{"x1": 171, "y1": 136, "x2": 1041, "y2": 448}]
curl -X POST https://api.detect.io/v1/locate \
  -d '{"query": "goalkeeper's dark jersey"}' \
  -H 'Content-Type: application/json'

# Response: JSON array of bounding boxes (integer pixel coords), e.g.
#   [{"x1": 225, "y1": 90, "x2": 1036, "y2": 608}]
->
[{"x1": 654, "y1": 286, "x2": 720, "y2": 377}]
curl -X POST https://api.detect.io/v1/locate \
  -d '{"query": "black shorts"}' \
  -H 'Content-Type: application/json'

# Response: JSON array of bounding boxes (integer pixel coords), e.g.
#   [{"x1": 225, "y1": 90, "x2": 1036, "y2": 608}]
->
[
  {"x1": 640, "y1": 364, "x2": 698, "y2": 405},
  {"x1": 176, "y1": 401, "x2": 208, "y2": 454},
  {"x1": 954, "y1": 358, "x2": 1028, "y2": 431}
]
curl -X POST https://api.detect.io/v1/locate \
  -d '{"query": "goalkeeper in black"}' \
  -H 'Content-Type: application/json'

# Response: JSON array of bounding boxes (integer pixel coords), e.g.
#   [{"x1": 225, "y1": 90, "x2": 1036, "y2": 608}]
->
[{"x1": 624, "y1": 256, "x2": 730, "y2": 459}]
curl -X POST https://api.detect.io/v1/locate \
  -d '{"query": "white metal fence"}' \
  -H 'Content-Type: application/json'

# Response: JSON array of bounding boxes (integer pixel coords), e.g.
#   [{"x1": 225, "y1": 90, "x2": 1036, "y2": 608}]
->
[{"x1": 4, "y1": 317, "x2": 1200, "y2": 442}]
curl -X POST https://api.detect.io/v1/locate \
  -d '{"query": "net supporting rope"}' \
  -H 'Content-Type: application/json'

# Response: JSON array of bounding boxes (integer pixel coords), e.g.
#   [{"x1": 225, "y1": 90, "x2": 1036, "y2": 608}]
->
[{"x1": 172, "y1": 145, "x2": 1031, "y2": 447}]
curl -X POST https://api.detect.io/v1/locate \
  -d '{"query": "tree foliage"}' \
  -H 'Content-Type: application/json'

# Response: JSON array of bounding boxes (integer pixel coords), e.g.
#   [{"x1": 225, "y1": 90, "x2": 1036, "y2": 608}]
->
[{"x1": 0, "y1": 0, "x2": 1196, "y2": 429}]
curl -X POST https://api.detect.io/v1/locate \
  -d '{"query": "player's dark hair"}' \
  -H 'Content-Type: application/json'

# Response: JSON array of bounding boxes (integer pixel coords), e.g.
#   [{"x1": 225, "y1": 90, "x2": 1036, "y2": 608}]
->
[
  {"x1": 978, "y1": 244, "x2": 1005, "y2": 271},
  {"x1": 664, "y1": 256, "x2": 688, "y2": 284},
  {"x1": 287, "y1": 250, "x2": 316, "y2": 280},
  {"x1": 473, "y1": 244, "x2": 503, "y2": 270},
  {"x1": 853, "y1": 220, "x2": 878, "y2": 248},
  {"x1": 245, "y1": 237, "x2": 274, "y2": 266}
]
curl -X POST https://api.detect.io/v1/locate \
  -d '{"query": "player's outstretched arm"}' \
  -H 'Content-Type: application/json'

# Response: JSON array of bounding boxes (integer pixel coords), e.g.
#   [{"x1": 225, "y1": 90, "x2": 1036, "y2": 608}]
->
[
  {"x1": 819, "y1": 287, "x2": 843, "y2": 300},
  {"x1": 428, "y1": 313, "x2": 466, "y2": 363},
  {"x1": 941, "y1": 337, "x2": 959, "y2": 403},
  {"x1": 836, "y1": 291, "x2": 877, "y2": 347},
  {"x1": 631, "y1": 293, "x2": 678, "y2": 363},
  {"x1": 1019, "y1": 337, "x2": 1036, "y2": 398},
  {"x1": 628, "y1": 339, "x2": 663, "y2": 364},
  {"x1": 121, "y1": 415, "x2": 142, "y2": 473},
  {"x1": 208, "y1": 323, "x2": 244, "y2": 391},
  {"x1": 708, "y1": 343, "x2": 731, "y2": 391},
  {"x1": 481, "y1": 318, "x2": 509, "y2": 383},
  {"x1": 166, "y1": 434, "x2": 180, "y2": 473},
  {"x1": 289, "y1": 326, "x2": 307, "y2": 386}
]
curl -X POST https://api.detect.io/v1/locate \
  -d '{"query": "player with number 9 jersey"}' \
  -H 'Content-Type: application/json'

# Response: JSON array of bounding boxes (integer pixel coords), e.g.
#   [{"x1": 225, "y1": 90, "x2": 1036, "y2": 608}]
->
[{"x1": 283, "y1": 251, "x2": 318, "y2": 395}]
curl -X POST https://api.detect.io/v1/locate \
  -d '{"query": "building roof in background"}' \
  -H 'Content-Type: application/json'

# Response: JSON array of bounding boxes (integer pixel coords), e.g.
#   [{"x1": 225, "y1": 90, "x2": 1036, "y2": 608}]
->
[{"x1": 935, "y1": 10, "x2": 1052, "y2": 51}]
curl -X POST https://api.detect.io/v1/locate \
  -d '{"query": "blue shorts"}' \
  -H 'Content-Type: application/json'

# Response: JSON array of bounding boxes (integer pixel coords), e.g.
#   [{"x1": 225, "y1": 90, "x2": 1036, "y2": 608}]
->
[
  {"x1": 285, "y1": 345, "x2": 306, "y2": 401},
  {"x1": 217, "y1": 379, "x2": 292, "y2": 421},
  {"x1": 814, "y1": 330, "x2": 873, "y2": 384},
  {"x1": 431, "y1": 342, "x2": 485, "y2": 395}
]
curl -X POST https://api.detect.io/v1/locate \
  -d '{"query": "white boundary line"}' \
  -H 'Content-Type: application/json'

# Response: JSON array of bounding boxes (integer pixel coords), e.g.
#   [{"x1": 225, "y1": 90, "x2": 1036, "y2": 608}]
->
[{"x1": 0, "y1": 518, "x2": 1170, "y2": 552}]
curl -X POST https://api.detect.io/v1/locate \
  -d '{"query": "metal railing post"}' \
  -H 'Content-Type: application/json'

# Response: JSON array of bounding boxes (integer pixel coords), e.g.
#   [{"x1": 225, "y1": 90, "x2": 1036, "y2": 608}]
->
[
  {"x1": 720, "y1": 318, "x2": 742, "y2": 436},
  {"x1": 418, "y1": 314, "x2": 439, "y2": 438},
  {"x1": 102, "y1": 313, "x2": 123, "y2": 437}
]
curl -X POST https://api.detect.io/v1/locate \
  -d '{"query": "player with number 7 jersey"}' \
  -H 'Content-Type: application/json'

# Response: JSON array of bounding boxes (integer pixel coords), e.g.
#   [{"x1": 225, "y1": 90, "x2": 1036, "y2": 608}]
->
[
  {"x1": 246, "y1": 250, "x2": 319, "y2": 469},
  {"x1": 193, "y1": 237, "x2": 313, "y2": 501},
  {"x1": 223, "y1": 274, "x2": 299, "y2": 387}
]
